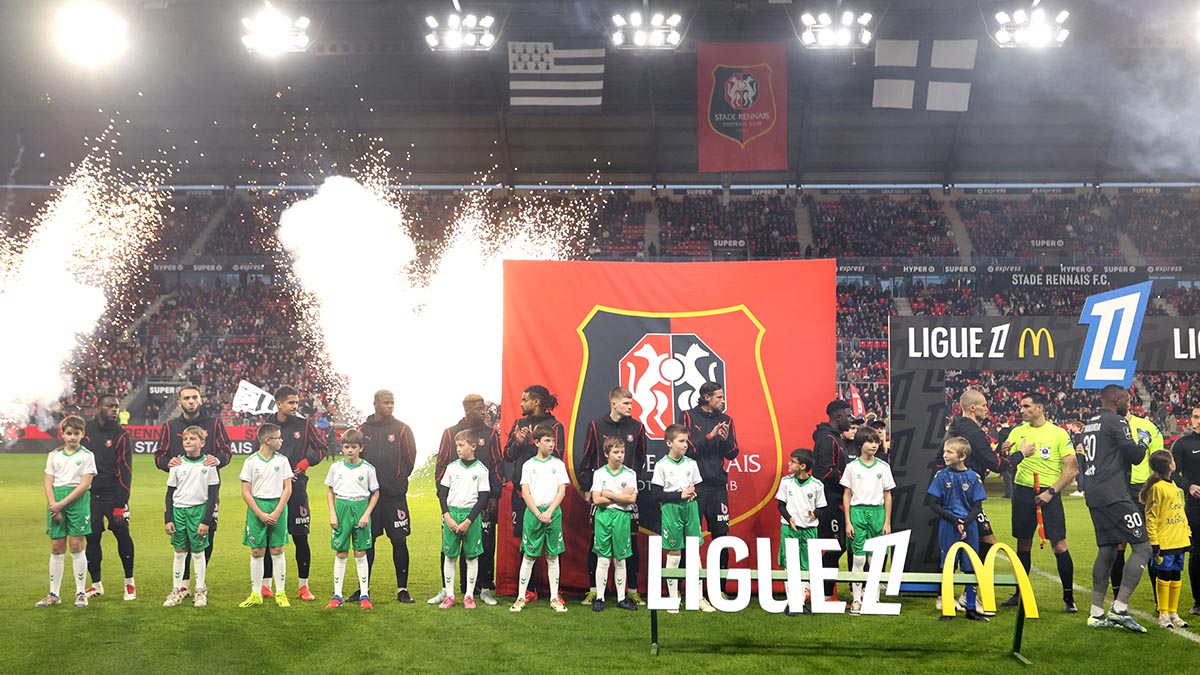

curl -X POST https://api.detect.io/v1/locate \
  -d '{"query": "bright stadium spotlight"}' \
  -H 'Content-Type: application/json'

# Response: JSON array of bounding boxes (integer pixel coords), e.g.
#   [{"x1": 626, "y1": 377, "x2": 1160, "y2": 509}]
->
[
  {"x1": 241, "y1": 1, "x2": 311, "y2": 55},
  {"x1": 611, "y1": 9, "x2": 683, "y2": 50},
  {"x1": 424, "y1": 7, "x2": 498, "y2": 51},
  {"x1": 993, "y1": 5, "x2": 1071, "y2": 48},
  {"x1": 55, "y1": 1, "x2": 129, "y2": 67},
  {"x1": 798, "y1": 8, "x2": 873, "y2": 49}
]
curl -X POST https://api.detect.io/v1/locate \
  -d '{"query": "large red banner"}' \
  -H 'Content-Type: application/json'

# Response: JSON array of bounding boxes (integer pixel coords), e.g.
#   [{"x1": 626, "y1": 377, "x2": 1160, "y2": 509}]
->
[
  {"x1": 697, "y1": 42, "x2": 789, "y2": 173},
  {"x1": 497, "y1": 260, "x2": 834, "y2": 594}
]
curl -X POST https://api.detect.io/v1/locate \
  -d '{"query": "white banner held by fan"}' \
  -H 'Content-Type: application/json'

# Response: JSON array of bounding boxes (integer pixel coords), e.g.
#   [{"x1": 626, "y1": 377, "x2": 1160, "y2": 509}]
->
[{"x1": 232, "y1": 380, "x2": 278, "y2": 416}]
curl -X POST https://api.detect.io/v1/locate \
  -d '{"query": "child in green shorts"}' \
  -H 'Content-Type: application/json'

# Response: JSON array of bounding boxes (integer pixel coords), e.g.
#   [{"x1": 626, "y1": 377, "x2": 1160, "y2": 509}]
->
[
  {"x1": 164, "y1": 426, "x2": 220, "y2": 607},
  {"x1": 238, "y1": 422, "x2": 294, "y2": 608},
  {"x1": 776, "y1": 448, "x2": 826, "y2": 615},
  {"x1": 324, "y1": 429, "x2": 380, "y2": 610},
  {"x1": 590, "y1": 436, "x2": 639, "y2": 612},
  {"x1": 437, "y1": 430, "x2": 491, "y2": 610},
  {"x1": 511, "y1": 425, "x2": 569, "y2": 613},
  {"x1": 651, "y1": 423, "x2": 711, "y2": 613},
  {"x1": 37, "y1": 416, "x2": 96, "y2": 608},
  {"x1": 840, "y1": 427, "x2": 894, "y2": 614}
]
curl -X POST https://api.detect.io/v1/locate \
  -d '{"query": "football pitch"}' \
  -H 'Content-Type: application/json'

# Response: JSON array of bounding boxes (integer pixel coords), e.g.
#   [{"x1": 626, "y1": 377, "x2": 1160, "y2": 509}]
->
[{"x1": 1, "y1": 454, "x2": 1196, "y2": 674}]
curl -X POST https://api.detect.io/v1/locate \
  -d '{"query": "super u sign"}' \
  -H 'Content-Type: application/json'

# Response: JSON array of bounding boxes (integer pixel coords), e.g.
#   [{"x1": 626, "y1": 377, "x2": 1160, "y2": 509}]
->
[{"x1": 621, "y1": 333, "x2": 725, "y2": 440}]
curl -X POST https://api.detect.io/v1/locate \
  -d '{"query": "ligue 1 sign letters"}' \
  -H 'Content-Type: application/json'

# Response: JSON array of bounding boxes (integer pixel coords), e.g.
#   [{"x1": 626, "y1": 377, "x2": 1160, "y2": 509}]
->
[
  {"x1": 647, "y1": 531, "x2": 1039, "y2": 616},
  {"x1": 649, "y1": 530, "x2": 911, "y2": 615}
]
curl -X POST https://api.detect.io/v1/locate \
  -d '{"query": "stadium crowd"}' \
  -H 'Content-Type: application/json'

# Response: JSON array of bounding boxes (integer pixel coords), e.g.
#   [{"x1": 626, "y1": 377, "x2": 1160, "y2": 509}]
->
[
  {"x1": 955, "y1": 193, "x2": 1117, "y2": 259},
  {"x1": 1114, "y1": 193, "x2": 1200, "y2": 262},
  {"x1": 804, "y1": 194, "x2": 957, "y2": 259},
  {"x1": 656, "y1": 193, "x2": 801, "y2": 259}
]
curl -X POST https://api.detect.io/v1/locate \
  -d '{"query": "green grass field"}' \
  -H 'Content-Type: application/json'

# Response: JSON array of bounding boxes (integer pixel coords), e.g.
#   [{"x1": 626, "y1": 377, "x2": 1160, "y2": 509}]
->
[{"x1": 1, "y1": 454, "x2": 1196, "y2": 674}]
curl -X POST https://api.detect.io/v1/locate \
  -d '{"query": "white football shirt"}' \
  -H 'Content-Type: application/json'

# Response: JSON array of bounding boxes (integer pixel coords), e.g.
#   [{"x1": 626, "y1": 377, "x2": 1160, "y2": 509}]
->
[
  {"x1": 591, "y1": 465, "x2": 638, "y2": 512},
  {"x1": 776, "y1": 475, "x2": 826, "y2": 527},
  {"x1": 440, "y1": 459, "x2": 490, "y2": 509},
  {"x1": 324, "y1": 459, "x2": 380, "y2": 500},
  {"x1": 239, "y1": 451, "x2": 295, "y2": 499},
  {"x1": 651, "y1": 454, "x2": 702, "y2": 493},
  {"x1": 168, "y1": 455, "x2": 221, "y2": 507},
  {"x1": 839, "y1": 458, "x2": 896, "y2": 506},
  {"x1": 45, "y1": 447, "x2": 97, "y2": 487},
  {"x1": 520, "y1": 455, "x2": 569, "y2": 507}
]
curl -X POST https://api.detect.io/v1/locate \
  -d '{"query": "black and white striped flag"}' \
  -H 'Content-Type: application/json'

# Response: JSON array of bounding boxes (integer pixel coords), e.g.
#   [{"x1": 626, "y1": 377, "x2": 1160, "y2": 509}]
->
[{"x1": 508, "y1": 41, "x2": 605, "y2": 113}]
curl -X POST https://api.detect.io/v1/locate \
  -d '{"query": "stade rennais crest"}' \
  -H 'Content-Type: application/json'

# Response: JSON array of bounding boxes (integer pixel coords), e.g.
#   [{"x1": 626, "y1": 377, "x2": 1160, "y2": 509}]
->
[{"x1": 570, "y1": 305, "x2": 775, "y2": 535}]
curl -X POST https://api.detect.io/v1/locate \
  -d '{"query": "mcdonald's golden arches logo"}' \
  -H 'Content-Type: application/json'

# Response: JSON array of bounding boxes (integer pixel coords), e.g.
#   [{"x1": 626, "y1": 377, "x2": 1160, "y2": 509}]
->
[
  {"x1": 1018, "y1": 327, "x2": 1054, "y2": 359},
  {"x1": 940, "y1": 541, "x2": 1039, "y2": 618}
]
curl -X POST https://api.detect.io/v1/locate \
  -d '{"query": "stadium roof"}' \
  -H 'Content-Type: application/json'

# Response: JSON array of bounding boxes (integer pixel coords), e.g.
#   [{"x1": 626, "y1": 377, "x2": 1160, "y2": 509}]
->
[{"x1": 1, "y1": 0, "x2": 1198, "y2": 187}]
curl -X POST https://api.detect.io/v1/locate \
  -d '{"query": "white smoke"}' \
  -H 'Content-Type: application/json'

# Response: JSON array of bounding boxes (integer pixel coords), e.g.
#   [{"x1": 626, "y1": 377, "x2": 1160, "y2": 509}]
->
[
  {"x1": 0, "y1": 154, "x2": 167, "y2": 424},
  {"x1": 277, "y1": 177, "x2": 588, "y2": 461}
]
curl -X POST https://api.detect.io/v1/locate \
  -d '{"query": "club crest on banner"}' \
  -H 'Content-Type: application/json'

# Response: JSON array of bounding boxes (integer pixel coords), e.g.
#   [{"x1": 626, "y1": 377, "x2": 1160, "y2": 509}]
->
[
  {"x1": 569, "y1": 305, "x2": 781, "y2": 537},
  {"x1": 620, "y1": 333, "x2": 726, "y2": 440},
  {"x1": 708, "y1": 64, "x2": 778, "y2": 147}
]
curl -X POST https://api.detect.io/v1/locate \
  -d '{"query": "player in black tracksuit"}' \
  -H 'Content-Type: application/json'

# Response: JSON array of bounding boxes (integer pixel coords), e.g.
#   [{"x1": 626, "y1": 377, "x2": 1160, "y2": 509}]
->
[
  {"x1": 682, "y1": 382, "x2": 739, "y2": 596},
  {"x1": 577, "y1": 387, "x2": 648, "y2": 599},
  {"x1": 262, "y1": 386, "x2": 328, "y2": 597},
  {"x1": 84, "y1": 394, "x2": 135, "y2": 597},
  {"x1": 359, "y1": 390, "x2": 417, "y2": 602},
  {"x1": 1079, "y1": 385, "x2": 1152, "y2": 631},
  {"x1": 503, "y1": 385, "x2": 564, "y2": 598},
  {"x1": 434, "y1": 394, "x2": 503, "y2": 602},
  {"x1": 155, "y1": 386, "x2": 233, "y2": 587},
  {"x1": 1171, "y1": 408, "x2": 1200, "y2": 613},
  {"x1": 813, "y1": 400, "x2": 852, "y2": 598}
]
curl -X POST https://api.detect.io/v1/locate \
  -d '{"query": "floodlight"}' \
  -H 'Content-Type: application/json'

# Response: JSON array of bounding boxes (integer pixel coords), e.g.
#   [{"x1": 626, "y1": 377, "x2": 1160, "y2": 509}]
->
[
  {"x1": 56, "y1": 1, "x2": 128, "y2": 66},
  {"x1": 993, "y1": 5, "x2": 1072, "y2": 48},
  {"x1": 797, "y1": 7, "x2": 873, "y2": 50},
  {"x1": 241, "y1": 2, "x2": 311, "y2": 56},
  {"x1": 612, "y1": 9, "x2": 685, "y2": 50},
  {"x1": 424, "y1": 7, "x2": 498, "y2": 51}
]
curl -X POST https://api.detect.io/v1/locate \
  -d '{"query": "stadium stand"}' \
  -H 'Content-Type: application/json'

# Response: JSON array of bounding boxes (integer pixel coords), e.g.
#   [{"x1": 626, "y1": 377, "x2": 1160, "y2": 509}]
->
[
  {"x1": 804, "y1": 194, "x2": 957, "y2": 258},
  {"x1": 955, "y1": 193, "x2": 1117, "y2": 259},
  {"x1": 1113, "y1": 193, "x2": 1200, "y2": 262}
]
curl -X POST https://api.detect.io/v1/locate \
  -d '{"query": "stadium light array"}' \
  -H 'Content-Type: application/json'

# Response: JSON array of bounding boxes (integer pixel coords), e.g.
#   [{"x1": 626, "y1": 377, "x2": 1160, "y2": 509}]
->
[
  {"x1": 241, "y1": 2, "x2": 311, "y2": 55},
  {"x1": 55, "y1": 1, "x2": 128, "y2": 67},
  {"x1": 610, "y1": 10, "x2": 683, "y2": 49},
  {"x1": 423, "y1": 12, "x2": 498, "y2": 50},
  {"x1": 798, "y1": 9, "x2": 874, "y2": 49},
  {"x1": 992, "y1": 6, "x2": 1071, "y2": 48}
]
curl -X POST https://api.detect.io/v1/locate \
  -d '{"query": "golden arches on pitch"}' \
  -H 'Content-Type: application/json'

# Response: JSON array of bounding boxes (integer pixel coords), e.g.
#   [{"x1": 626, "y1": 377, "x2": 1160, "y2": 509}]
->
[{"x1": 940, "y1": 541, "x2": 1039, "y2": 619}]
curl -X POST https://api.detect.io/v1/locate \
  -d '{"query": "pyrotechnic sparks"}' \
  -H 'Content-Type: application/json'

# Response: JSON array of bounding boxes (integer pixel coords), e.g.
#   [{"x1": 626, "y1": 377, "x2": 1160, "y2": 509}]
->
[
  {"x1": 277, "y1": 176, "x2": 601, "y2": 461},
  {"x1": 0, "y1": 139, "x2": 171, "y2": 425}
]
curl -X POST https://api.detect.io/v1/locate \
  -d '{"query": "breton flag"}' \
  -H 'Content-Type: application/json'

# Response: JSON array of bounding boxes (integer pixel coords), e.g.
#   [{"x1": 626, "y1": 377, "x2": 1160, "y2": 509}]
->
[
  {"x1": 872, "y1": 39, "x2": 977, "y2": 112},
  {"x1": 508, "y1": 41, "x2": 605, "y2": 113}
]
